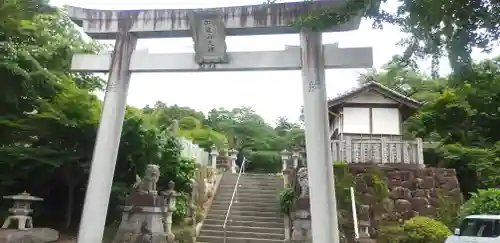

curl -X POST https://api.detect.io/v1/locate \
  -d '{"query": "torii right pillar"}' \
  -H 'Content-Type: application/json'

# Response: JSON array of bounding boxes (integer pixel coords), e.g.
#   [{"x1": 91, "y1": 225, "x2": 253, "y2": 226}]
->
[{"x1": 300, "y1": 28, "x2": 340, "y2": 243}]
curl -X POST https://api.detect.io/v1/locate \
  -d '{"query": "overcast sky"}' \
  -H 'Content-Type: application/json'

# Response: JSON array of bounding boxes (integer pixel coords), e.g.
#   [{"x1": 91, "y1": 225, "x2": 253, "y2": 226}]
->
[{"x1": 51, "y1": 0, "x2": 499, "y2": 125}]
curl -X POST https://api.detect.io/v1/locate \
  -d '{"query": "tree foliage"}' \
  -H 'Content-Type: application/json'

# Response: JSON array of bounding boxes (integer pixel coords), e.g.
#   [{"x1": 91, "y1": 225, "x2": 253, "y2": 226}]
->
[
  {"x1": 378, "y1": 216, "x2": 452, "y2": 243},
  {"x1": 360, "y1": 56, "x2": 500, "y2": 199},
  {"x1": 459, "y1": 189, "x2": 500, "y2": 222},
  {"x1": 0, "y1": 1, "x2": 198, "y2": 232},
  {"x1": 295, "y1": 0, "x2": 499, "y2": 77},
  {"x1": 0, "y1": 1, "x2": 306, "y2": 234}
]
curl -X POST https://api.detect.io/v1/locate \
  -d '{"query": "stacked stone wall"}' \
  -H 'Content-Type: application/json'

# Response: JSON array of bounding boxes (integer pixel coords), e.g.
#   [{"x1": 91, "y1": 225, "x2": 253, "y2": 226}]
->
[
  {"x1": 351, "y1": 165, "x2": 462, "y2": 223},
  {"x1": 288, "y1": 165, "x2": 462, "y2": 243}
]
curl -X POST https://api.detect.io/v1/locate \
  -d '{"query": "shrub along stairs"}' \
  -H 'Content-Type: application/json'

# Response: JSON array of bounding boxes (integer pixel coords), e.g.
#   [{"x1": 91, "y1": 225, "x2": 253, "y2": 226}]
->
[{"x1": 198, "y1": 172, "x2": 285, "y2": 243}]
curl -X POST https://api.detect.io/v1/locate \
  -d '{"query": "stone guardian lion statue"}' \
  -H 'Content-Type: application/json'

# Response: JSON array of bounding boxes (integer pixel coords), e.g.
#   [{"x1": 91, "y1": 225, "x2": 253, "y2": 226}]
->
[
  {"x1": 297, "y1": 167, "x2": 309, "y2": 199},
  {"x1": 133, "y1": 164, "x2": 161, "y2": 195}
]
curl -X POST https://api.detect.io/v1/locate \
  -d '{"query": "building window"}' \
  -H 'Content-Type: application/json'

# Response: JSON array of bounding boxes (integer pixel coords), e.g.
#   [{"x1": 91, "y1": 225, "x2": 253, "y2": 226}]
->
[
  {"x1": 342, "y1": 107, "x2": 370, "y2": 134},
  {"x1": 371, "y1": 108, "x2": 400, "y2": 135}
]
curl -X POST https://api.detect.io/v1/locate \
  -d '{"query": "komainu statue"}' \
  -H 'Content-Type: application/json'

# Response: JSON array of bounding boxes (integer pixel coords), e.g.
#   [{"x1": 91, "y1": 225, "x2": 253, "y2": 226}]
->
[
  {"x1": 296, "y1": 167, "x2": 309, "y2": 198},
  {"x1": 133, "y1": 164, "x2": 161, "y2": 195}
]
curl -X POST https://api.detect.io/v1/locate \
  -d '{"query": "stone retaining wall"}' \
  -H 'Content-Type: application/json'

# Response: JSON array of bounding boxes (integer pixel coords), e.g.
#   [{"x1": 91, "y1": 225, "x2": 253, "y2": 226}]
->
[
  {"x1": 353, "y1": 165, "x2": 461, "y2": 222},
  {"x1": 287, "y1": 165, "x2": 462, "y2": 242}
]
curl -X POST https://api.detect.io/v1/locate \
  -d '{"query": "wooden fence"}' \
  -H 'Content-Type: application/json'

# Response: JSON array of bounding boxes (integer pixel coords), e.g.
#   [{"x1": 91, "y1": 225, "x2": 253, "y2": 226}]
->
[{"x1": 331, "y1": 138, "x2": 424, "y2": 165}]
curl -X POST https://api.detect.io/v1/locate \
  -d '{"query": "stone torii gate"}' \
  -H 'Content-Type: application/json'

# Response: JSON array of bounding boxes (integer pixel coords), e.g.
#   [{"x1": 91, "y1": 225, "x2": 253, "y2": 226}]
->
[{"x1": 64, "y1": 2, "x2": 373, "y2": 243}]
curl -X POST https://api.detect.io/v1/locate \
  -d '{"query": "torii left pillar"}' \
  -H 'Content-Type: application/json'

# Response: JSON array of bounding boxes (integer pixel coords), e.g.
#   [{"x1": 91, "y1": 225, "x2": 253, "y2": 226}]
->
[{"x1": 77, "y1": 17, "x2": 137, "y2": 243}]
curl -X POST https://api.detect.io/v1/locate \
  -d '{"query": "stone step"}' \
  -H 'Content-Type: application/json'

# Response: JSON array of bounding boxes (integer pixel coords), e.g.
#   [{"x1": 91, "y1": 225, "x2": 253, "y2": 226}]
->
[
  {"x1": 214, "y1": 190, "x2": 281, "y2": 197},
  {"x1": 215, "y1": 188, "x2": 281, "y2": 195},
  {"x1": 210, "y1": 203, "x2": 279, "y2": 212},
  {"x1": 219, "y1": 182, "x2": 283, "y2": 188},
  {"x1": 224, "y1": 173, "x2": 282, "y2": 179},
  {"x1": 214, "y1": 196, "x2": 278, "y2": 204},
  {"x1": 224, "y1": 173, "x2": 282, "y2": 180},
  {"x1": 243, "y1": 173, "x2": 282, "y2": 177},
  {"x1": 222, "y1": 175, "x2": 283, "y2": 183},
  {"x1": 208, "y1": 209, "x2": 280, "y2": 218},
  {"x1": 203, "y1": 219, "x2": 284, "y2": 229},
  {"x1": 221, "y1": 176, "x2": 283, "y2": 183},
  {"x1": 218, "y1": 185, "x2": 282, "y2": 193},
  {"x1": 205, "y1": 214, "x2": 283, "y2": 223},
  {"x1": 215, "y1": 190, "x2": 279, "y2": 196},
  {"x1": 197, "y1": 235, "x2": 284, "y2": 243},
  {"x1": 200, "y1": 229, "x2": 284, "y2": 240},
  {"x1": 215, "y1": 191, "x2": 279, "y2": 199},
  {"x1": 211, "y1": 200, "x2": 278, "y2": 208},
  {"x1": 202, "y1": 224, "x2": 284, "y2": 234}
]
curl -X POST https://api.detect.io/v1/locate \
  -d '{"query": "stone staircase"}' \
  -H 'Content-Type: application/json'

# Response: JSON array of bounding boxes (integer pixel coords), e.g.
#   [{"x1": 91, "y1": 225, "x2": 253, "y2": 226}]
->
[{"x1": 198, "y1": 173, "x2": 285, "y2": 243}]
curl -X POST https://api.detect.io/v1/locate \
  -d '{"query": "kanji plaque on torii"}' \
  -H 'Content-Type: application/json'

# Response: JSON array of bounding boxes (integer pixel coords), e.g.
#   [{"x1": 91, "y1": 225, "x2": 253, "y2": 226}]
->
[{"x1": 189, "y1": 11, "x2": 229, "y2": 66}]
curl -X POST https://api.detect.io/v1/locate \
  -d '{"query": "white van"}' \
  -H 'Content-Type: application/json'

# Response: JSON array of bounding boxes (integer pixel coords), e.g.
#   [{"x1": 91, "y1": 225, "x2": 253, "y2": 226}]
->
[{"x1": 445, "y1": 215, "x2": 500, "y2": 243}]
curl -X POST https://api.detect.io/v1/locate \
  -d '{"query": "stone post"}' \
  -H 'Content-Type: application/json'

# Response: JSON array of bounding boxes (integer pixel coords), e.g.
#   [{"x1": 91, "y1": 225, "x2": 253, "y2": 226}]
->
[
  {"x1": 299, "y1": 149, "x2": 307, "y2": 168},
  {"x1": 210, "y1": 144, "x2": 219, "y2": 170},
  {"x1": 292, "y1": 151, "x2": 300, "y2": 169},
  {"x1": 187, "y1": 178, "x2": 198, "y2": 218},
  {"x1": 163, "y1": 181, "x2": 177, "y2": 243},
  {"x1": 284, "y1": 214, "x2": 291, "y2": 241},
  {"x1": 229, "y1": 149, "x2": 238, "y2": 173},
  {"x1": 381, "y1": 137, "x2": 388, "y2": 164},
  {"x1": 292, "y1": 167, "x2": 312, "y2": 242},
  {"x1": 77, "y1": 15, "x2": 138, "y2": 243},
  {"x1": 416, "y1": 137, "x2": 424, "y2": 168},
  {"x1": 300, "y1": 28, "x2": 340, "y2": 243}
]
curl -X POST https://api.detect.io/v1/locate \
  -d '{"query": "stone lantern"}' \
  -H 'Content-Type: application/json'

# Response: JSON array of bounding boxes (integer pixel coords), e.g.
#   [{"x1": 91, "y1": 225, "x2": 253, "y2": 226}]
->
[
  {"x1": 280, "y1": 149, "x2": 292, "y2": 173},
  {"x1": 1, "y1": 191, "x2": 43, "y2": 230},
  {"x1": 228, "y1": 148, "x2": 238, "y2": 173},
  {"x1": 209, "y1": 144, "x2": 219, "y2": 170},
  {"x1": 358, "y1": 221, "x2": 371, "y2": 238},
  {"x1": 291, "y1": 150, "x2": 300, "y2": 168}
]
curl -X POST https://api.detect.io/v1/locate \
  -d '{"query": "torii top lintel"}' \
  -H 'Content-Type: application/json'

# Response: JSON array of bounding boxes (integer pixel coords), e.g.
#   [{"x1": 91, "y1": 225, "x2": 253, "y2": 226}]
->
[{"x1": 64, "y1": 1, "x2": 362, "y2": 39}]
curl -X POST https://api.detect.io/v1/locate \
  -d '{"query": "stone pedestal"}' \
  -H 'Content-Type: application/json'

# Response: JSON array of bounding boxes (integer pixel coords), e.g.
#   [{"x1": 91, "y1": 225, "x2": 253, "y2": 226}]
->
[
  {"x1": 0, "y1": 228, "x2": 59, "y2": 243},
  {"x1": 112, "y1": 194, "x2": 169, "y2": 243},
  {"x1": 291, "y1": 167, "x2": 313, "y2": 242},
  {"x1": 112, "y1": 166, "x2": 177, "y2": 243}
]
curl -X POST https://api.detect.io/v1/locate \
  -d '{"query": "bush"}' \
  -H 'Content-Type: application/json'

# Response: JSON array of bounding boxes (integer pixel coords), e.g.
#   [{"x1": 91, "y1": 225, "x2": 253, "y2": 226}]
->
[
  {"x1": 435, "y1": 193, "x2": 461, "y2": 229},
  {"x1": 245, "y1": 150, "x2": 281, "y2": 173},
  {"x1": 172, "y1": 225, "x2": 195, "y2": 243},
  {"x1": 332, "y1": 162, "x2": 355, "y2": 214},
  {"x1": 172, "y1": 195, "x2": 189, "y2": 225},
  {"x1": 403, "y1": 216, "x2": 451, "y2": 243},
  {"x1": 278, "y1": 188, "x2": 294, "y2": 215},
  {"x1": 159, "y1": 157, "x2": 196, "y2": 194},
  {"x1": 377, "y1": 216, "x2": 451, "y2": 243},
  {"x1": 377, "y1": 225, "x2": 407, "y2": 243},
  {"x1": 459, "y1": 188, "x2": 500, "y2": 222},
  {"x1": 195, "y1": 206, "x2": 205, "y2": 223}
]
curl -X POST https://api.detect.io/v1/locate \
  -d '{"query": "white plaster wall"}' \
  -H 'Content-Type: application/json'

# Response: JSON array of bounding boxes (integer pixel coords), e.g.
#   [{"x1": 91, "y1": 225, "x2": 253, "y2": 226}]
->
[
  {"x1": 348, "y1": 91, "x2": 397, "y2": 104},
  {"x1": 372, "y1": 108, "x2": 400, "y2": 135},
  {"x1": 342, "y1": 107, "x2": 370, "y2": 134}
]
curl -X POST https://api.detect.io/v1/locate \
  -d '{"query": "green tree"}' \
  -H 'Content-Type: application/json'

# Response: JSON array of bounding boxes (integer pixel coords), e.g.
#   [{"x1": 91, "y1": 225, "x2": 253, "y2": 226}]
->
[
  {"x1": 357, "y1": 62, "x2": 446, "y2": 102},
  {"x1": 143, "y1": 104, "x2": 229, "y2": 150},
  {"x1": 459, "y1": 189, "x2": 500, "y2": 222},
  {"x1": 408, "y1": 57, "x2": 500, "y2": 196},
  {"x1": 294, "y1": 0, "x2": 499, "y2": 77},
  {"x1": 0, "y1": 2, "x2": 197, "y2": 232}
]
